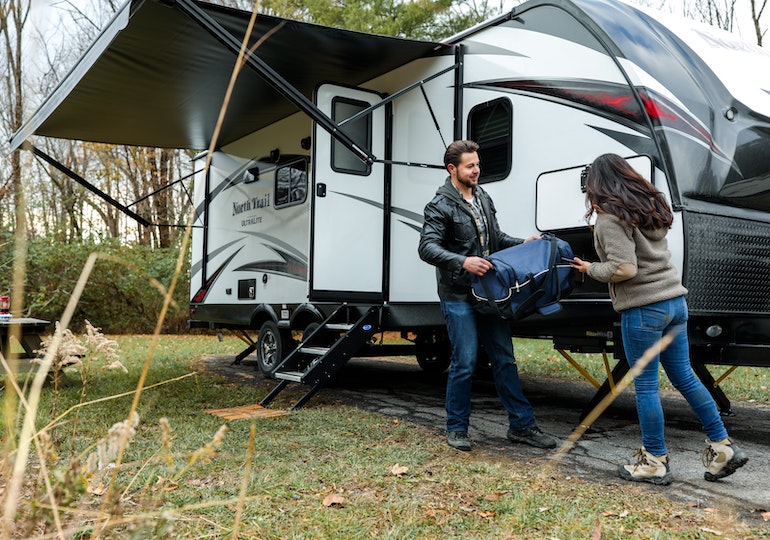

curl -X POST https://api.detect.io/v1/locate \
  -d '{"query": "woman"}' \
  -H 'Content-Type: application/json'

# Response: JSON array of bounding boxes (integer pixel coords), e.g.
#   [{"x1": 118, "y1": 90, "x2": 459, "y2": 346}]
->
[{"x1": 571, "y1": 153, "x2": 747, "y2": 485}]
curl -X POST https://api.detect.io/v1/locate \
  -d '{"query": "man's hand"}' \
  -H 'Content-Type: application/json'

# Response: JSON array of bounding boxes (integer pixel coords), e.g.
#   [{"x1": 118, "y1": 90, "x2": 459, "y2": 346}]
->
[{"x1": 463, "y1": 256, "x2": 492, "y2": 276}]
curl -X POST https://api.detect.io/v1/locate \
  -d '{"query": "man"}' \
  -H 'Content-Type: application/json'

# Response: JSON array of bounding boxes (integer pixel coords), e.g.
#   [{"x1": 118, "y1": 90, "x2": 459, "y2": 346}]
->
[{"x1": 418, "y1": 140, "x2": 557, "y2": 452}]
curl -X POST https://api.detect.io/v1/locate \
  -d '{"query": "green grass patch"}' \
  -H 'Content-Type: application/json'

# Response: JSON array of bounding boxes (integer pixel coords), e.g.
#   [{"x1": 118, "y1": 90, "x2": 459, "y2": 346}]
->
[
  {"x1": 2, "y1": 333, "x2": 766, "y2": 538},
  {"x1": 513, "y1": 338, "x2": 770, "y2": 405}
]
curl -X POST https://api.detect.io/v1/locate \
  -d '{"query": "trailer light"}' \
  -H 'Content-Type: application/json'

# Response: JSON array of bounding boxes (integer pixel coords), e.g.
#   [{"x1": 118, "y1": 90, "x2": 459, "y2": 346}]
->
[{"x1": 706, "y1": 325, "x2": 723, "y2": 338}]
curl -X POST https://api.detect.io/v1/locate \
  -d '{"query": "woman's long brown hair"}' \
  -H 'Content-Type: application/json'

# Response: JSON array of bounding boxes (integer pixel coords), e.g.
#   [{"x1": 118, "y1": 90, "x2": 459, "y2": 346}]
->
[{"x1": 584, "y1": 153, "x2": 673, "y2": 230}]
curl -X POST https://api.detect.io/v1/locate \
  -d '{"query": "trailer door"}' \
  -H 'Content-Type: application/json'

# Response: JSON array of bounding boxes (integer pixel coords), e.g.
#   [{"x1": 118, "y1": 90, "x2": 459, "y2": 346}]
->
[{"x1": 311, "y1": 84, "x2": 386, "y2": 301}]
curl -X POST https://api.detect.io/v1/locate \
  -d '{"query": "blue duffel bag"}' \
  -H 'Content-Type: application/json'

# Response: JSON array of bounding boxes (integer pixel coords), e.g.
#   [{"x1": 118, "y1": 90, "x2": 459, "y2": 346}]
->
[{"x1": 470, "y1": 234, "x2": 575, "y2": 320}]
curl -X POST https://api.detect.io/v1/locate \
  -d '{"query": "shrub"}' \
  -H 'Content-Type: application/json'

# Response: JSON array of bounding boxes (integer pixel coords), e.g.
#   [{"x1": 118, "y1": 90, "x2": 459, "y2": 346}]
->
[{"x1": 0, "y1": 236, "x2": 190, "y2": 334}]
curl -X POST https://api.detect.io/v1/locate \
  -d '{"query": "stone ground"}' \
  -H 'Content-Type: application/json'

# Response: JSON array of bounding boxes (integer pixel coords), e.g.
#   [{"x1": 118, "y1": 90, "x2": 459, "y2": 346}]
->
[{"x1": 198, "y1": 353, "x2": 770, "y2": 527}]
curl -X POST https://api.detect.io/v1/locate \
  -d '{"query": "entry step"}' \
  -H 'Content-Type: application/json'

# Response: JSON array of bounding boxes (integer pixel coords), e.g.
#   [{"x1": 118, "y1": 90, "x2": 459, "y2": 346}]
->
[
  {"x1": 325, "y1": 323, "x2": 354, "y2": 331},
  {"x1": 299, "y1": 346, "x2": 330, "y2": 355},
  {"x1": 274, "y1": 371, "x2": 304, "y2": 382}
]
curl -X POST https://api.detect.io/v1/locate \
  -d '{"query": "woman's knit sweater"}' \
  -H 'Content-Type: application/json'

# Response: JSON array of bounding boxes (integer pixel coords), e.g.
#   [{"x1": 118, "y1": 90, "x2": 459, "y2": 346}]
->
[{"x1": 587, "y1": 213, "x2": 687, "y2": 312}]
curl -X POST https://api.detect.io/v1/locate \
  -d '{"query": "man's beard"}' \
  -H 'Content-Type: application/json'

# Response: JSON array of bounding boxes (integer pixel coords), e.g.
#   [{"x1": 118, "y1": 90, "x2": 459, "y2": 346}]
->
[{"x1": 457, "y1": 174, "x2": 478, "y2": 188}]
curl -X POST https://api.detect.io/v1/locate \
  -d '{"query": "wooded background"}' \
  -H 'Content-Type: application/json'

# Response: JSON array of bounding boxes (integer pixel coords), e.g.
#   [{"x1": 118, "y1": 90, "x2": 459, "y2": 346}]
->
[{"x1": 0, "y1": 0, "x2": 766, "y2": 332}]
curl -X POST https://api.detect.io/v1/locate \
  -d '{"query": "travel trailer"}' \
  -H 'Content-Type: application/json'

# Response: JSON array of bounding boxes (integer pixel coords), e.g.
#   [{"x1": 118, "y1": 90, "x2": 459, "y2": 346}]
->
[{"x1": 11, "y1": 0, "x2": 770, "y2": 410}]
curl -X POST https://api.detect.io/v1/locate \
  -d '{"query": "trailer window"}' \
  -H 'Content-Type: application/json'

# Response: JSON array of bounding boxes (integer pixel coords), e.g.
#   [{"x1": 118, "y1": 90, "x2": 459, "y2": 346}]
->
[
  {"x1": 468, "y1": 98, "x2": 512, "y2": 184},
  {"x1": 331, "y1": 97, "x2": 372, "y2": 175},
  {"x1": 275, "y1": 159, "x2": 308, "y2": 208}
]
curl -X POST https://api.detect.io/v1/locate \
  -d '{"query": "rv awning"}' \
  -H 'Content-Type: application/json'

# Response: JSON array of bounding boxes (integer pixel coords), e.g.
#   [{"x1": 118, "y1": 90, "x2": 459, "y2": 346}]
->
[{"x1": 10, "y1": 0, "x2": 446, "y2": 151}]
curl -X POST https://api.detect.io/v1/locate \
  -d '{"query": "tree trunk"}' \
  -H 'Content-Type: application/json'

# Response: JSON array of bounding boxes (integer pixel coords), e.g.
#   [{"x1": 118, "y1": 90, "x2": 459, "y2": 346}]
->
[{"x1": 750, "y1": 0, "x2": 767, "y2": 46}]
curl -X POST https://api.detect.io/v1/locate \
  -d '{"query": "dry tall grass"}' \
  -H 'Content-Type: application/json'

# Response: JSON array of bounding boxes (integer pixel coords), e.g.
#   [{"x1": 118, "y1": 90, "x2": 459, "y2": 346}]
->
[{"x1": 0, "y1": 4, "x2": 270, "y2": 537}]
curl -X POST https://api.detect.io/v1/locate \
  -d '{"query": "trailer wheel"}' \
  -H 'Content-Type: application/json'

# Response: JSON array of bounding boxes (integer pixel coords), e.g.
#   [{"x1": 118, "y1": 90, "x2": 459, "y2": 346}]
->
[
  {"x1": 302, "y1": 322, "x2": 321, "y2": 342},
  {"x1": 256, "y1": 320, "x2": 291, "y2": 377},
  {"x1": 415, "y1": 330, "x2": 451, "y2": 374},
  {"x1": 302, "y1": 321, "x2": 336, "y2": 347}
]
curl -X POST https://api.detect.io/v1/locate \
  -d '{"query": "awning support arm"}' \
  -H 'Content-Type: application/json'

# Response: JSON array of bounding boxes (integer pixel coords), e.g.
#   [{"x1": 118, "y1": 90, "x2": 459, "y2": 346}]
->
[
  {"x1": 338, "y1": 63, "x2": 457, "y2": 128},
  {"x1": 169, "y1": 0, "x2": 375, "y2": 165},
  {"x1": 336, "y1": 62, "x2": 459, "y2": 168},
  {"x1": 453, "y1": 44, "x2": 465, "y2": 140},
  {"x1": 128, "y1": 168, "x2": 200, "y2": 209},
  {"x1": 27, "y1": 143, "x2": 151, "y2": 227},
  {"x1": 377, "y1": 159, "x2": 445, "y2": 170}
]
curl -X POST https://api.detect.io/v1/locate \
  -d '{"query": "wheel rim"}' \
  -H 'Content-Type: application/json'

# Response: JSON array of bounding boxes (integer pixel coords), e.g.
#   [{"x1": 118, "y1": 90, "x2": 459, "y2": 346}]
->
[{"x1": 259, "y1": 330, "x2": 278, "y2": 370}]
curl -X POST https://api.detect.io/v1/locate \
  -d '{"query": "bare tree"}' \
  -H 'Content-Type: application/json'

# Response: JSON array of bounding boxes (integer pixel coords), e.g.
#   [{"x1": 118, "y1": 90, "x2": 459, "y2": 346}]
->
[
  {"x1": 693, "y1": 0, "x2": 736, "y2": 31},
  {"x1": 0, "y1": 1, "x2": 30, "y2": 227},
  {"x1": 750, "y1": 0, "x2": 767, "y2": 45}
]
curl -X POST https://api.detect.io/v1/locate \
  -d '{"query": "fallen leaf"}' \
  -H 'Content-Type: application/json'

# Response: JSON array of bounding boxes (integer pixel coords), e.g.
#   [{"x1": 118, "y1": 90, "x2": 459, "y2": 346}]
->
[
  {"x1": 618, "y1": 510, "x2": 629, "y2": 518},
  {"x1": 703, "y1": 507, "x2": 719, "y2": 514},
  {"x1": 601, "y1": 510, "x2": 615, "y2": 517},
  {"x1": 393, "y1": 419, "x2": 401, "y2": 425},
  {"x1": 153, "y1": 476, "x2": 178, "y2": 492},
  {"x1": 591, "y1": 519, "x2": 601, "y2": 540},
  {"x1": 323, "y1": 493, "x2": 345, "y2": 507},
  {"x1": 538, "y1": 507, "x2": 549, "y2": 513},
  {"x1": 761, "y1": 511, "x2": 770, "y2": 521},
  {"x1": 478, "y1": 510, "x2": 496, "y2": 518},
  {"x1": 390, "y1": 464, "x2": 409, "y2": 477},
  {"x1": 484, "y1": 491, "x2": 509, "y2": 502},
  {"x1": 700, "y1": 527, "x2": 723, "y2": 536},
  {"x1": 87, "y1": 482, "x2": 107, "y2": 496}
]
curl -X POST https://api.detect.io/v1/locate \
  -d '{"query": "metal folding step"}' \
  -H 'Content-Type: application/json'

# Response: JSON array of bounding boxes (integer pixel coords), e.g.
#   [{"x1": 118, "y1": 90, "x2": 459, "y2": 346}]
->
[{"x1": 259, "y1": 304, "x2": 381, "y2": 410}]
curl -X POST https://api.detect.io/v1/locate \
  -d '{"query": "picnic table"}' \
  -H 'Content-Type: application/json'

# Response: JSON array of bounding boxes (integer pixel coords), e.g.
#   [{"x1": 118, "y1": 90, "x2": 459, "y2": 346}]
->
[{"x1": 0, "y1": 317, "x2": 51, "y2": 374}]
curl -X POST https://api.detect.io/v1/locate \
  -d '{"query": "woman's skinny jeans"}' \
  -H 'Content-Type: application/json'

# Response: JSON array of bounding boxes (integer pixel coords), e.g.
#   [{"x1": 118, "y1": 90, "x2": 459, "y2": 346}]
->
[
  {"x1": 441, "y1": 300, "x2": 535, "y2": 433},
  {"x1": 621, "y1": 296, "x2": 728, "y2": 456}
]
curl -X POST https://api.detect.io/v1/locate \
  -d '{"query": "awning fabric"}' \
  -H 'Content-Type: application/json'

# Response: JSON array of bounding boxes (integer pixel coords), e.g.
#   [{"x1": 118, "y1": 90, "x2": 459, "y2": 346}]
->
[{"x1": 11, "y1": 0, "x2": 446, "y2": 151}]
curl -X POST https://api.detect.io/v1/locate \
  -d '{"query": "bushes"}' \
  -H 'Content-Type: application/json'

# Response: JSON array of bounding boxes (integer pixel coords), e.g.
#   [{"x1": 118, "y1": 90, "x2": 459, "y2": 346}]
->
[{"x1": 0, "y1": 236, "x2": 190, "y2": 334}]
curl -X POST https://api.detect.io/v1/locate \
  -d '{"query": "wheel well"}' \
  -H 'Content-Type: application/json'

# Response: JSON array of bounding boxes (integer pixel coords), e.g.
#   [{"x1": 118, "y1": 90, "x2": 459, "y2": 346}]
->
[
  {"x1": 250, "y1": 304, "x2": 279, "y2": 330},
  {"x1": 290, "y1": 305, "x2": 324, "y2": 332}
]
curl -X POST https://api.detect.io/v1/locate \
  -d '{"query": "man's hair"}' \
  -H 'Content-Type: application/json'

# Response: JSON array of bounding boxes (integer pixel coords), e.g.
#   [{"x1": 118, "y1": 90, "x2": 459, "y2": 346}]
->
[{"x1": 444, "y1": 140, "x2": 480, "y2": 169}]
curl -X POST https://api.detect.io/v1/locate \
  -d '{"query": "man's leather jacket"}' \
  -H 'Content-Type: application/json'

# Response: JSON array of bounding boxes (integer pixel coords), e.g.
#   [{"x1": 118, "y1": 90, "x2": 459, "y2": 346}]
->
[{"x1": 418, "y1": 178, "x2": 522, "y2": 302}]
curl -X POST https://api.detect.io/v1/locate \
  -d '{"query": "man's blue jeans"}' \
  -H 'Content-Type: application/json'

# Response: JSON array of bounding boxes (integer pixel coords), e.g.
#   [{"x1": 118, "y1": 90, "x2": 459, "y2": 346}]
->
[
  {"x1": 621, "y1": 296, "x2": 728, "y2": 456},
  {"x1": 440, "y1": 300, "x2": 535, "y2": 433}
]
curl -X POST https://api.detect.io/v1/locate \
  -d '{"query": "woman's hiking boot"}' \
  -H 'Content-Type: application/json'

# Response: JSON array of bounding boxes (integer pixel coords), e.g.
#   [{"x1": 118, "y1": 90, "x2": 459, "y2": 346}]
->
[
  {"x1": 618, "y1": 447, "x2": 672, "y2": 485},
  {"x1": 702, "y1": 438, "x2": 748, "y2": 481}
]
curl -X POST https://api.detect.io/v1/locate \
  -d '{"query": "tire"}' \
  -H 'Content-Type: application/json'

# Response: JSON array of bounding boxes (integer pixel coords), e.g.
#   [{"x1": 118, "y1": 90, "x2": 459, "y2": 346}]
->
[
  {"x1": 302, "y1": 320, "x2": 336, "y2": 347},
  {"x1": 301, "y1": 321, "x2": 321, "y2": 343},
  {"x1": 415, "y1": 330, "x2": 451, "y2": 374},
  {"x1": 256, "y1": 320, "x2": 292, "y2": 377}
]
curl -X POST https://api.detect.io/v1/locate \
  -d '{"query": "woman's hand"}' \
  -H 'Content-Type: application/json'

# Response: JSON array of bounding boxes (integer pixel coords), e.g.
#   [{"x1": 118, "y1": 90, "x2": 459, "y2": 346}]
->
[{"x1": 570, "y1": 256, "x2": 592, "y2": 274}]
